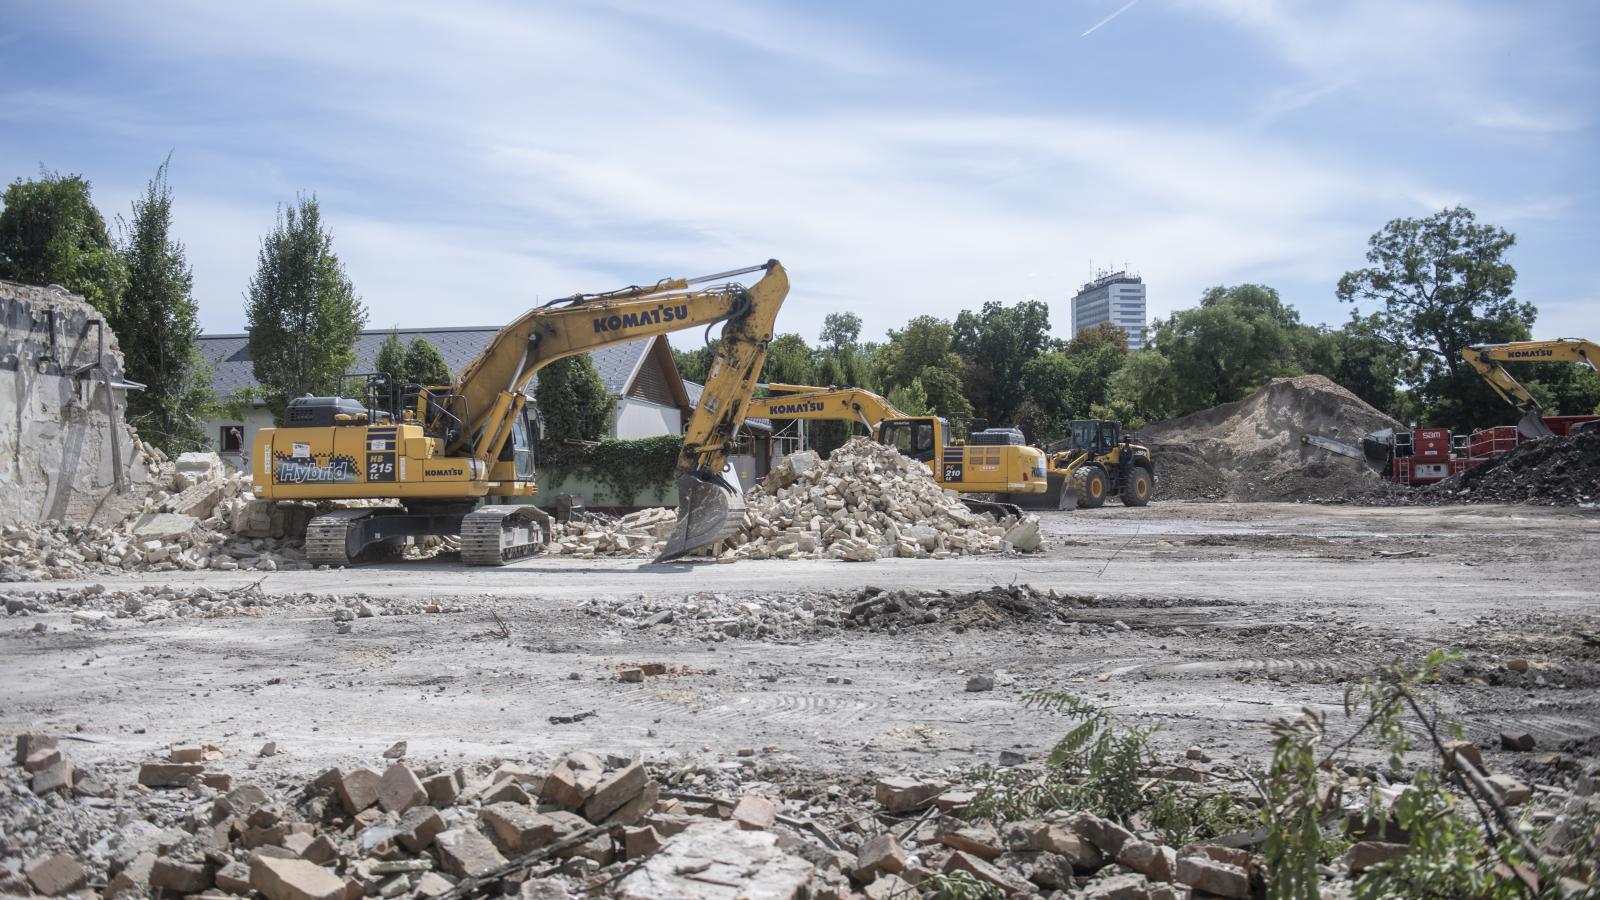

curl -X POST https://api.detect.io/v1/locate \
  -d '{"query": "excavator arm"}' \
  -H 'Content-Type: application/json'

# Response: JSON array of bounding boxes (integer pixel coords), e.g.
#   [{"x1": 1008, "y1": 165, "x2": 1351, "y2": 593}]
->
[
  {"x1": 448, "y1": 260, "x2": 788, "y2": 560},
  {"x1": 746, "y1": 383, "x2": 910, "y2": 432},
  {"x1": 1460, "y1": 339, "x2": 1600, "y2": 437}
]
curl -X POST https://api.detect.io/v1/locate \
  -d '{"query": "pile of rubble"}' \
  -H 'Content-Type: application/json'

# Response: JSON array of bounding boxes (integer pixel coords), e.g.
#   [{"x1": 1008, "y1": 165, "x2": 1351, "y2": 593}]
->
[
  {"x1": 550, "y1": 438, "x2": 1040, "y2": 561},
  {"x1": 1424, "y1": 429, "x2": 1600, "y2": 506},
  {"x1": 0, "y1": 453, "x2": 322, "y2": 582},
  {"x1": 1, "y1": 584, "x2": 457, "y2": 626},
  {"x1": 585, "y1": 584, "x2": 1085, "y2": 642},
  {"x1": 7, "y1": 728, "x2": 1588, "y2": 899}
]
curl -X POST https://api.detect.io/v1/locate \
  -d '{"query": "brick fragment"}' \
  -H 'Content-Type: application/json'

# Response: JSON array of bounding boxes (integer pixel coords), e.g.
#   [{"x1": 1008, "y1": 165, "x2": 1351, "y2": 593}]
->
[
  {"x1": 15, "y1": 733, "x2": 57, "y2": 766},
  {"x1": 481, "y1": 803, "x2": 562, "y2": 852},
  {"x1": 938, "y1": 822, "x2": 1003, "y2": 860},
  {"x1": 139, "y1": 762, "x2": 203, "y2": 788},
  {"x1": 942, "y1": 850, "x2": 1032, "y2": 896},
  {"x1": 25, "y1": 853, "x2": 88, "y2": 896},
  {"x1": 436, "y1": 829, "x2": 508, "y2": 879},
  {"x1": 581, "y1": 762, "x2": 647, "y2": 823},
  {"x1": 397, "y1": 806, "x2": 446, "y2": 853},
  {"x1": 151, "y1": 857, "x2": 214, "y2": 893},
  {"x1": 604, "y1": 782, "x2": 659, "y2": 826},
  {"x1": 1441, "y1": 739, "x2": 1484, "y2": 772},
  {"x1": 251, "y1": 856, "x2": 346, "y2": 900},
  {"x1": 215, "y1": 861, "x2": 253, "y2": 894},
  {"x1": 1175, "y1": 855, "x2": 1250, "y2": 899},
  {"x1": 853, "y1": 833, "x2": 909, "y2": 882},
  {"x1": 23, "y1": 746, "x2": 62, "y2": 772},
  {"x1": 1345, "y1": 841, "x2": 1408, "y2": 874},
  {"x1": 731, "y1": 794, "x2": 777, "y2": 831},
  {"x1": 873, "y1": 776, "x2": 947, "y2": 812},
  {"x1": 378, "y1": 763, "x2": 427, "y2": 813},
  {"x1": 336, "y1": 768, "x2": 381, "y2": 815},
  {"x1": 423, "y1": 772, "x2": 460, "y2": 806},
  {"x1": 481, "y1": 780, "x2": 531, "y2": 806},
  {"x1": 623, "y1": 826, "x2": 663, "y2": 859},
  {"x1": 31, "y1": 759, "x2": 74, "y2": 796}
]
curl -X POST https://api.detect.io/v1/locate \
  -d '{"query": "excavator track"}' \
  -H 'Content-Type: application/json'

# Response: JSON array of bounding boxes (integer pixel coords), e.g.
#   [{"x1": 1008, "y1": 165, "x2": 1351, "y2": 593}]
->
[
  {"x1": 460, "y1": 505, "x2": 552, "y2": 567},
  {"x1": 960, "y1": 497, "x2": 1025, "y2": 520},
  {"x1": 304, "y1": 510, "x2": 376, "y2": 567}
]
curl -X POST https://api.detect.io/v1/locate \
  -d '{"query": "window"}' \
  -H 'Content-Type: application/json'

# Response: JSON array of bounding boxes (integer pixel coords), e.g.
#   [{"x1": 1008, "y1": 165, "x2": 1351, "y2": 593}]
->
[
  {"x1": 219, "y1": 425, "x2": 245, "y2": 453},
  {"x1": 879, "y1": 420, "x2": 937, "y2": 461}
]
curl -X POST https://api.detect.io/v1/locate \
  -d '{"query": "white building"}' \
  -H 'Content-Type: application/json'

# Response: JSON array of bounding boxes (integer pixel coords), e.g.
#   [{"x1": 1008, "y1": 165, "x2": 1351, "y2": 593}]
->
[{"x1": 1070, "y1": 271, "x2": 1147, "y2": 351}]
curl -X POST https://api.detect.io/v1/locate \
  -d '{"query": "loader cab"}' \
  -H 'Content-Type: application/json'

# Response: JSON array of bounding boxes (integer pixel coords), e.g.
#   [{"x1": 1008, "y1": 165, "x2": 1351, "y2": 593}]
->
[
  {"x1": 1070, "y1": 420, "x2": 1121, "y2": 455},
  {"x1": 877, "y1": 417, "x2": 947, "y2": 462}
]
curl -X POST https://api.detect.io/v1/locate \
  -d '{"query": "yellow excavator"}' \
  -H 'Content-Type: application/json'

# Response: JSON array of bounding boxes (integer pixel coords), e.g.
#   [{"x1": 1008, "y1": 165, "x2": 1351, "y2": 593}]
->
[
  {"x1": 1460, "y1": 338, "x2": 1600, "y2": 437},
  {"x1": 250, "y1": 261, "x2": 790, "y2": 566},
  {"x1": 745, "y1": 384, "x2": 1050, "y2": 510}
]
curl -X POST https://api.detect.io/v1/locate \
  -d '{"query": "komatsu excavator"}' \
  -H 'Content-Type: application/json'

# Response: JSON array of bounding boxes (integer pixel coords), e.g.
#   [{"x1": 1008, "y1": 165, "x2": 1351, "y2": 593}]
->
[
  {"x1": 745, "y1": 384, "x2": 1049, "y2": 508},
  {"x1": 1460, "y1": 338, "x2": 1600, "y2": 438},
  {"x1": 249, "y1": 261, "x2": 789, "y2": 566}
]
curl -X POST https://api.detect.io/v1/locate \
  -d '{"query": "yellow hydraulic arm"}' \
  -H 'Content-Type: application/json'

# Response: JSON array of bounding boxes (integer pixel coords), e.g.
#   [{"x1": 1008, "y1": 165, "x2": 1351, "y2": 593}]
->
[
  {"x1": 1460, "y1": 338, "x2": 1599, "y2": 437},
  {"x1": 746, "y1": 383, "x2": 909, "y2": 432}
]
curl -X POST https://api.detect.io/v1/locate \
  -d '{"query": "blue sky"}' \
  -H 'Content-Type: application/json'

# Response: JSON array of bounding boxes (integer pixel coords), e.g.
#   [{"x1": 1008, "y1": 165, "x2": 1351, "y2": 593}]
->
[{"x1": 2, "y1": 0, "x2": 1595, "y2": 346}]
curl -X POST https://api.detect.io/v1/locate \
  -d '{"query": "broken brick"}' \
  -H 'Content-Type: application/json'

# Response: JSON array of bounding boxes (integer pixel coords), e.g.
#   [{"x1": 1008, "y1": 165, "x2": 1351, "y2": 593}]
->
[
  {"x1": 938, "y1": 822, "x2": 1003, "y2": 861},
  {"x1": 151, "y1": 857, "x2": 214, "y2": 894},
  {"x1": 25, "y1": 853, "x2": 88, "y2": 896},
  {"x1": 480, "y1": 779, "x2": 531, "y2": 806},
  {"x1": 378, "y1": 763, "x2": 427, "y2": 813},
  {"x1": 336, "y1": 768, "x2": 381, "y2": 815},
  {"x1": 480, "y1": 803, "x2": 562, "y2": 853},
  {"x1": 731, "y1": 794, "x2": 777, "y2": 831},
  {"x1": 138, "y1": 762, "x2": 203, "y2": 788},
  {"x1": 624, "y1": 825, "x2": 664, "y2": 859},
  {"x1": 423, "y1": 772, "x2": 460, "y2": 806},
  {"x1": 853, "y1": 833, "x2": 909, "y2": 883},
  {"x1": 581, "y1": 762, "x2": 647, "y2": 823},
  {"x1": 23, "y1": 746, "x2": 62, "y2": 772},
  {"x1": 942, "y1": 849, "x2": 1032, "y2": 896},
  {"x1": 873, "y1": 776, "x2": 947, "y2": 812},
  {"x1": 250, "y1": 856, "x2": 346, "y2": 900},
  {"x1": 436, "y1": 829, "x2": 508, "y2": 878},
  {"x1": 1175, "y1": 855, "x2": 1250, "y2": 899},
  {"x1": 397, "y1": 806, "x2": 446, "y2": 853},
  {"x1": 30, "y1": 759, "x2": 74, "y2": 796}
]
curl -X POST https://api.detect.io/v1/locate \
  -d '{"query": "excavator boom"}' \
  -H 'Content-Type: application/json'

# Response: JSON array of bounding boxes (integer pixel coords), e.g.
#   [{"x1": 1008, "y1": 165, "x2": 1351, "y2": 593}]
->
[{"x1": 1460, "y1": 339, "x2": 1600, "y2": 438}]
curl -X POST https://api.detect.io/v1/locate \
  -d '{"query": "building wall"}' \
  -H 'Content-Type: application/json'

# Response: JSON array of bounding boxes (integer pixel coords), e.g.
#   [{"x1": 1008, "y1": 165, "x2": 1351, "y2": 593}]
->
[
  {"x1": 613, "y1": 397, "x2": 682, "y2": 440},
  {"x1": 203, "y1": 407, "x2": 276, "y2": 470}
]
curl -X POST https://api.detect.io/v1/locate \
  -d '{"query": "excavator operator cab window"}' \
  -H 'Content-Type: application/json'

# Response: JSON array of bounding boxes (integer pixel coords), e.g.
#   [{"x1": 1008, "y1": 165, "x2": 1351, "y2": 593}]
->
[
  {"x1": 503, "y1": 407, "x2": 537, "y2": 480},
  {"x1": 880, "y1": 419, "x2": 938, "y2": 462}
]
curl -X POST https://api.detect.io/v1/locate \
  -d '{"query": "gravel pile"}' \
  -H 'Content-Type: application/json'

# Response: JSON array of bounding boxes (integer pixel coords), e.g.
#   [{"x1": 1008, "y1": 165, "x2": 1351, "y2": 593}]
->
[
  {"x1": 0, "y1": 584, "x2": 458, "y2": 625},
  {"x1": 1424, "y1": 429, "x2": 1600, "y2": 506},
  {"x1": 551, "y1": 438, "x2": 1039, "y2": 561}
]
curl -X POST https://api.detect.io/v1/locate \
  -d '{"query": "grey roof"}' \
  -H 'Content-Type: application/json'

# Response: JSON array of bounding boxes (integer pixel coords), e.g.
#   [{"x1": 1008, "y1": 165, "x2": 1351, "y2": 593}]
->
[
  {"x1": 683, "y1": 380, "x2": 771, "y2": 432},
  {"x1": 198, "y1": 328, "x2": 655, "y2": 401}
]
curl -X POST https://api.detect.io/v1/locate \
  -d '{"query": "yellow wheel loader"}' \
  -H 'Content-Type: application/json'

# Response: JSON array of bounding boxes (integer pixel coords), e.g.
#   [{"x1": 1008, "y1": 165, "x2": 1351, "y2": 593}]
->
[
  {"x1": 1010, "y1": 420, "x2": 1155, "y2": 510},
  {"x1": 250, "y1": 261, "x2": 790, "y2": 566},
  {"x1": 745, "y1": 384, "x2": 1049, "y2": 515}
]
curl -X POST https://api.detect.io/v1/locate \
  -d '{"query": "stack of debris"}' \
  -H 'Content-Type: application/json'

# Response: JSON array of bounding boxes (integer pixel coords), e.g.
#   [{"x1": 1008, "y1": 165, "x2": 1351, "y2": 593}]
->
[
  {"x1": 1424, "y1": 429, "x2": 1600, "y2": 506},
  {"x1": 550, "y1": 439, "x2": 1039, "y2": 561},
  {"x1": 1140, "y1": 375, "x2": 1401, "y2": 502},
  {"x1": 1, "y1": 584, "x2": 456, "y2": 625}
]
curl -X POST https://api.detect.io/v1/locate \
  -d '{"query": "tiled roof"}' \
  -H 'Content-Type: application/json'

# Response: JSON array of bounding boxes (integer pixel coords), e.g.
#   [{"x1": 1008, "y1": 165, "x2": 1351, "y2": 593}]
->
[
  {"x1": 683, "y1": 380, "x2": 771, "y2": 433},
  {"x1": 198, "y1": 328, "x2": 654, "y2": 401}
]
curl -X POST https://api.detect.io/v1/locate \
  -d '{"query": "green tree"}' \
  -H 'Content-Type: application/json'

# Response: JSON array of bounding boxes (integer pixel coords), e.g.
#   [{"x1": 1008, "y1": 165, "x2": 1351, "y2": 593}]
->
[
  {"x1": 759, "y1": 333, "x2": 816, "y2": 386},
  {"x1": 1337, "y1": 206, "x2": 1532, "y2": 431},
  {"x1": 535, "y1": 354, "x2": 616, "y2": 460},
  {"x1": 671, "y1": 340, "x2": 717, "y2": 384},
  {"x1": 245, "y1": 195, "x2": 367, "y2": 420},
  {"x1": 374, "y1": 329, "x2": 408, "y2": 402},
  {"x1": 115, "y1": 158, "x2": 210, "y2": 454},
  {"x1": 403, "y1": 337, "x2": 450, "y2": 387},
  {"x1": 818, "y1": 311, "x2": 862, "y2": 353},
  {"x1": 1322, "y1": 313, "x2": 1404, "y2": 416},
  {"x1": 1153, "y1": 283, "x2": 1313, "y2": 414},
  {"x1": 1102, "y1": 350, "x2": 1178, "y2": 428},
  {"x1": 886, "y1": 379, "x2": 931, "y2": 417},
  {"x1": 877, "y1": 315, "x2": 972, "y2": 420},
  {"x1": 0, "y1": 170, "x2": 126, "y2": 317},
  {"x1": 952, "y1": 300, "x2": 1053, "y2": 426}
]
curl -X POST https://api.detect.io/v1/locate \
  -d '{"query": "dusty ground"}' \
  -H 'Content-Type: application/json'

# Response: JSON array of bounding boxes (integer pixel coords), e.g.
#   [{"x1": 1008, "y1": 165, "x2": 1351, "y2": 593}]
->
[{"x1": 3, "y1": 501, "x2": 1596, "y2": 784}]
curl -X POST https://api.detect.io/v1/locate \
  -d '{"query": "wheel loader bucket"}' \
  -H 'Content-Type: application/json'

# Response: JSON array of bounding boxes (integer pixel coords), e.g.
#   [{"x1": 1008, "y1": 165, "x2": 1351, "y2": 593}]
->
[
  {"x1": 655, "y1": 462, "x2": 747, "y2": 562},
  {"x1": 1006, "y1": 472, "x2": 1077, "y2": 511}
]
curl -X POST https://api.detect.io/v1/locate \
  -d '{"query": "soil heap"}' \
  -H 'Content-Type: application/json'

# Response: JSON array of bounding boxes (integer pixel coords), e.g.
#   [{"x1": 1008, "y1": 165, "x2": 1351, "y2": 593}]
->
[
  {"x1": 1139, "y1": 375, "x2": 1401, "y2": 502},
  {"x1": 1423, "y1": 429, "x2": 1600, "y2": 506},
  {"x1": 551, "y1": 437, "x2": 1039, "y2": 560}
]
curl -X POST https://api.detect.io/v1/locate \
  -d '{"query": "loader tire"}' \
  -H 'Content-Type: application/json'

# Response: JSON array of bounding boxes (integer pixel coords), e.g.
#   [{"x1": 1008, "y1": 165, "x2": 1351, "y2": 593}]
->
[
  {"x1": 1073, "y1": 466, "x2": 1108, "y2": 509},
  {"x1": 1120, "y1": 466, "x2": 1152, "y2": 507}
]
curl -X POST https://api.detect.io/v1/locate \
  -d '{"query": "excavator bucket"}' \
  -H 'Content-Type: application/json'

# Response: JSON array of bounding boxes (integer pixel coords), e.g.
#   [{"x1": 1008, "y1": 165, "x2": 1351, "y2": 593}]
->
[
  {"x1": 1007, "y1": 472, "x2": 1077, "y2": 511},
  {"x1": 1517, "y1": 409, "x2": 1555, "y2": 439},
  {"x1": 655, "y1": 462, "x2": 747, "y2": 562}
]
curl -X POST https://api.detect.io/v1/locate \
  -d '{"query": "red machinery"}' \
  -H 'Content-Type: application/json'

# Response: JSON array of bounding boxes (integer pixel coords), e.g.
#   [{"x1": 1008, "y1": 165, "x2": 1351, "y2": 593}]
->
[{"x1": 1381, "y1": 415, "x2": 1599, "y2": 486}]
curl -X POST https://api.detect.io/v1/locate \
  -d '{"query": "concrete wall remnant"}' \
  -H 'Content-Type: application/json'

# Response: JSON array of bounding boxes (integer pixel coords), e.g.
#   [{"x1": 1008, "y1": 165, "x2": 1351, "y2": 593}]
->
[{"x1": 0, "y1": 280, "x2": 155, "y2": 525}]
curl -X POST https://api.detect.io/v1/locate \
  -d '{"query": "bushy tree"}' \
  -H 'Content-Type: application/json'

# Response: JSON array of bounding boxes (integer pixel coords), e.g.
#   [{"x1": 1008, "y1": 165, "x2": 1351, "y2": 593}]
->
[
  {"x1": 535, "y1": 354, "x2": 616, "y2": 459},
  {"x1": 671, "y1": 340, "x2": 717, "y2": 384},
  {"x1": 1337, "y1": 206, "x2": 1532, "y2": 430},
  {"x1": 886, "y1": 379, "x2": 930, "y2": 417},
  {"x1": 1322, "y1": 313, "x2": 1404, "y2": 416},
  {"x1": 877, "y1": 315, "x2": 972, "y2": 420},
  {"x1": 818, "y1": 311, "x2": 862, "y2": 353},
  {"x1": 952, "y1": 300, "x2": 1053, "y2": 426},
  {"x1": 245, "y1": 195, "x2": 367, "y2": 420},
  {"x1": 759, "y1": 333, "x2": 816, "y2": 386},
  {"x1": 1104, "y1": 350, "x2": 1178, "y2": 427},
  {"x1": 116, "y1": 158, "x2": 210, "y2": 454},
  {"x1": 1153, "y1": 283, "x2": 1314, "y2": 414},
  {"x1": 0, "y1": 170, "x2": 125, "y2": 317},
  {"x1": 374, "y1": 329, "x2": 408, "y2": 405},
  {"x1": 403, "y1": 337, "x2": 450, "y2": 387}
]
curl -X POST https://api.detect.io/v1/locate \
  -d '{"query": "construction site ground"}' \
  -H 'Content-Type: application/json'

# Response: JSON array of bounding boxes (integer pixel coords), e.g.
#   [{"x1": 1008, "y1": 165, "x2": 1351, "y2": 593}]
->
[{"x1": 4, "y1": 501, "x2": 1597, "y2": 785}]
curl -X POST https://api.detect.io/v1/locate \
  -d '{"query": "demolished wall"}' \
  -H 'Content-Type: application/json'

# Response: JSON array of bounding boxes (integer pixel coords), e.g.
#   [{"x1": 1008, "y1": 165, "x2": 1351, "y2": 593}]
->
[{"x1": 0, "y1": 281, "x2": 156, "y2": 526}]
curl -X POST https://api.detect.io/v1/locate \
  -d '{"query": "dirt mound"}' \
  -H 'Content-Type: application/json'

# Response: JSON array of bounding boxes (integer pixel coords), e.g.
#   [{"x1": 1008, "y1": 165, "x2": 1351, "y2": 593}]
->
[
  {"x1": 1424, "y1": 430, "x2": 1600, "y2": 506},
  {"x1": 1140, "y1": 375, "x2": 1400, "y2": 502}
]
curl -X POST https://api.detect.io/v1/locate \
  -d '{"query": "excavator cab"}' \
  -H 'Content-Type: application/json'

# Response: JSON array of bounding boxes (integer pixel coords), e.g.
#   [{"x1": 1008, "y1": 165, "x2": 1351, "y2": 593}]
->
[{"x1": 877, "y1": 417, "x2": 945, "y2": 462}]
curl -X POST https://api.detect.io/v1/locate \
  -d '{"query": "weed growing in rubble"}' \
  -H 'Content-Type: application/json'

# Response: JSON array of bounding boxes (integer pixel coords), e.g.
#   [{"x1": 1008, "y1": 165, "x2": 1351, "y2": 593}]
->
[
  {"x1": 910, "y1": 870, "x2": 1006, "y2": 900},
  {"x1": 1261, "y1": 649, "x2": 1574, "y2": 900}
]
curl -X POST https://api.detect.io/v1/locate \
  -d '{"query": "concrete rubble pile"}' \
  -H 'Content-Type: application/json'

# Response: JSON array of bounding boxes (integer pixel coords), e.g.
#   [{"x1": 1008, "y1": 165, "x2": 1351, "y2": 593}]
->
[
  {"x1": 551, "y1": 438, "x2": 1041, "y2": 561},
  {"x1": 587, "y1": 584, "x2": 1085, "y2": 642},
  {"x1": 7, "y1": 732, "x2": 1589, "y2": 899},
  {"x1": 0, "y1": 452, "x2": 317, "y2": 582}
]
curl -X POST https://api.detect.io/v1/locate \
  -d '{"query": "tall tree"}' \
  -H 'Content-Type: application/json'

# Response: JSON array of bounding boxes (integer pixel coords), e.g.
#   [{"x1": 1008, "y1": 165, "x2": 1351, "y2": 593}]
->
[
  {"x1": 374, "y1": 329, "x2": 409, "y2": 412},
  {"x1": 818, "y1": 311, "x2": 862, "y2": 353},
  {"x1": 1103, "y1": 349, "x2": 1178, "y2": 428},
  {"x1": 1337, "y1": 206, "x2": 1532, "y2": 430},
  {"x1": 1153, "y1": 283, "x2": 1313, "y2": 414},
  {"x1": 116, "y1": 158, "x2": 210, "y2": 454},
  {"x1": 0, "y1": 170, "x2": 126, "y2": 317},
  {"x1": 245, "y1": 195, "x2": 367, "y2": 419},
  {"x1": 951, "y1": 300, "x2": 1053, "y2": 426},
  {"x1": 759, "y1": 333, "x2": 816, "y2": 386},
  {"x1": 535, "y1": 354, "x2": 615, "y2": 459},
  {"x1": 876, "y1": 316, "x2": 972, "y2": 420}
]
